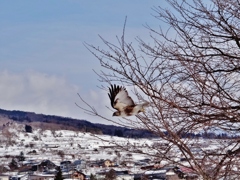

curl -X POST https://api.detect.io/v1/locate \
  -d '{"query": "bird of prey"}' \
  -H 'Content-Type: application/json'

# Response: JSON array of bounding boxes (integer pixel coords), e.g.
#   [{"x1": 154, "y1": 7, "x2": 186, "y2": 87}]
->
[{"x1": 108, "y1": 84, "x2": 149, "y2": 117}]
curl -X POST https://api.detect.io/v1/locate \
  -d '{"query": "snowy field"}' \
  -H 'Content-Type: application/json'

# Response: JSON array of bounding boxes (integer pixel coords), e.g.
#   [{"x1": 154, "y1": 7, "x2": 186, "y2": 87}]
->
[
  {"x1": 0, "y1": 120, "x2": 226, "y2": 178},
  {"x1": 0, "y1": 122, "x2": 156, "y2": 166}
]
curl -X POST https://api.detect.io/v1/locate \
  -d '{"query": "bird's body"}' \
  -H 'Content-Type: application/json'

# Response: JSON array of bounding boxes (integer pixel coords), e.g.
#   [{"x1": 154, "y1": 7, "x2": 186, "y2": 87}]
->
[{"x1": 108, "y1": 84, "x2": 149, "y2": 117}]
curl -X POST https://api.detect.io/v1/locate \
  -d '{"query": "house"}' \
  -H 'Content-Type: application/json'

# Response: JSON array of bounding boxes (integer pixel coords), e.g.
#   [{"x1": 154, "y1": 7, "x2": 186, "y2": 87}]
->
[
  {"x1": 140, "y1": 165, "x2": 155, "y2": 170},
  {"x1": 143, "y1": 169, "x2": 166, "y2": 180},
  {"x1": 185, "y1": 173, "x2": 199, "y2": 180},
  {"x1": 179, "y1": 166, "x2": 198, "y2": 180},
  {"x1": 121, "y1": 161, "x2": 135, "y2": 168},
  {"x1": 166, "y1": 169, "x2": 182, "y2": 180},
  {"x1": 0, "y1": 165, "x2": 10, "y2": 173},
  {"x1": 18, "y1": 165, "x2": 33, "y2": 173},
  {"x1": 103, "y1": 159, "x2": 115, "y2": 167},
  {"x1": 29, "y1": 173, "x2": 55, "y2": 180},
  {"x1": 95, "y1": 169, "x2": 133, "y2": 180},
  {"x1": 89, "y1": 159, "x2": 115, "y2": 168},
  {"x1": 139, "y1": 158, "x2": 151, "y2": 164},
  {"x1": 73, "y1": 160, "x2": 86, "y2": 171},
  {"x1": 60, "y1": 161, "x2": 72, "y2": 172},
  {"x1": 9, "y1": 173, "x2": 29, "y2": 180},
  {"x1": 31, "y1": 160, "x2": 56, "y2": 172},
  {"x1": 44, "y1": 144, "x2": 59, "y2": 148},
  {"x1": 89, "y1": 161, "x2": 101, "y2": 168},
  {"x1": 115, "y1": 170, "x2": 134, "y2": 180},
  {"x1": 22, "y1": 160, "x2": 37, "y2": 166}
]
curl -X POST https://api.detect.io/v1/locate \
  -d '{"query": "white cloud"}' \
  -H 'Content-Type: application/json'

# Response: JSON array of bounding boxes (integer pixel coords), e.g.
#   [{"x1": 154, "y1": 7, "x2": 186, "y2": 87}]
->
[{"x1": 0, "y1": 70, "x2": 114, "y2": 124}]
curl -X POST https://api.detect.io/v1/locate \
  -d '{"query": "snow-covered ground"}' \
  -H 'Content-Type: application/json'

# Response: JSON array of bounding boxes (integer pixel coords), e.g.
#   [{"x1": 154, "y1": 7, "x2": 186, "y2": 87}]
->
[
  {"x1": 0, "y1": 121, "x2": 226, "y2": 179},
  {"x1": 0, "y1": 122, "x2": 156, "y2": 168}
]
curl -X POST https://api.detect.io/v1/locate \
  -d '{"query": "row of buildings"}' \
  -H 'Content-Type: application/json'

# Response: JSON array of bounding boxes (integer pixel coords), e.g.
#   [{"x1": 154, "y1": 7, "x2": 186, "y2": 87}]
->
[{"x1": 0, "y1": 157, "x2": 199, "y2": 180}]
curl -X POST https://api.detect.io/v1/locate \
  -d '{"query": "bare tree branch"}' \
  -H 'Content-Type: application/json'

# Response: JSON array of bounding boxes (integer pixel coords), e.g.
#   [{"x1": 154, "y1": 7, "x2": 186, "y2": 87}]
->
[{"x1": 77, "y1": 0, "x2": 240, "y2": 179}]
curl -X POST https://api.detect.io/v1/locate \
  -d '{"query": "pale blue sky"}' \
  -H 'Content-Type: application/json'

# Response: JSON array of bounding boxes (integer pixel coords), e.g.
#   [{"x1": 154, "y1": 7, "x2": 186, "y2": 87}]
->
[{"x1": 0, "y1": 0, "x2": 167, "y2": 124}]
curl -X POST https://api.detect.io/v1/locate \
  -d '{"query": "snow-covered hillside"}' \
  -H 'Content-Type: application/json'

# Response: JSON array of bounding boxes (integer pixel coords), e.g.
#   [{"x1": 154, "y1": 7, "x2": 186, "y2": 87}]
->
[
  {"x1": 0, "y1": 121, "x2": 150, "y2": 162},
  {"x1": 0, "y1": 120, "x2": 229, "y2": 180}
]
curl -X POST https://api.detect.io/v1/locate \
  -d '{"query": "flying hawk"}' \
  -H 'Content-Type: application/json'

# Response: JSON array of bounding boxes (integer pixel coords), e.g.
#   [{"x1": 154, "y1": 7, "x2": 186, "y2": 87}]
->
[{"x1": 108, "y1": 84, "x2": 149, "y2": 117}]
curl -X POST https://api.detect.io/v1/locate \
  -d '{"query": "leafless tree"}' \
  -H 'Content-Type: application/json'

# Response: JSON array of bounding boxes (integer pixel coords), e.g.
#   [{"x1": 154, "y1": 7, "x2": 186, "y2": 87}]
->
[
  {"x1": 51, "y1": 129, "x2": 57, "y2": 138},
  {"x1": 2, "y1": 127, "x2": 16, "y2": 147},
  {"x1": 104, "y1": 169, "x2": 116, "y2": 180},
  {"x1": 57, "y1": 150, "x2": 65, "y2": 161},
  {"x1": 79, "y1": 0, "x2": 240, "y2": 179}
]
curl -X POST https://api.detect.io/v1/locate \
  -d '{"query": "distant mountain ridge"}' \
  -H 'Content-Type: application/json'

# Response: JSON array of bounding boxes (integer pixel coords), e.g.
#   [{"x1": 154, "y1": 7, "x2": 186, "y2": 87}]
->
[
  {"x1": 0, "y1": 108, "x2": 236, "y2": 139},
  {"x1": 0, "y1": 108, "x2": 156, "y2": 138}
]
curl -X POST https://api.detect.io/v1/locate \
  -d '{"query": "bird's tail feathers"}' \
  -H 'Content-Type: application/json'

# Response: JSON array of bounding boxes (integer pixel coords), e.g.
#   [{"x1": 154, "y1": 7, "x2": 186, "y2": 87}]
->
[{"x1": 140, "y1": 101, "x2": 150, "y2": 112}]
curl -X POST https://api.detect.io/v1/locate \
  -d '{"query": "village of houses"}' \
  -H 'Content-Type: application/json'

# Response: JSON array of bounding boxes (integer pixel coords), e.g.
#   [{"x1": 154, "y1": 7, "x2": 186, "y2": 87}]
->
[{"x1": 0, "y1": 121, "x2": 220, "y2": 180}]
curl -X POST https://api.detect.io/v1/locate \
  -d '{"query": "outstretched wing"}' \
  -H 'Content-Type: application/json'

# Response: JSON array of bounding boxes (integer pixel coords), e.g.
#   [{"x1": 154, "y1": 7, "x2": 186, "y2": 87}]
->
[{"x1": 108, "y1": 84, "x2": 135, "y2": 111}]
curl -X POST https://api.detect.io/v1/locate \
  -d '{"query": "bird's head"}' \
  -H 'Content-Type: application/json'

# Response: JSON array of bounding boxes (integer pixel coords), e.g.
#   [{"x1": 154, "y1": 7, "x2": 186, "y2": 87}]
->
[{"x1": 113, "y1": 111, "x2": 120, "y2": 116}]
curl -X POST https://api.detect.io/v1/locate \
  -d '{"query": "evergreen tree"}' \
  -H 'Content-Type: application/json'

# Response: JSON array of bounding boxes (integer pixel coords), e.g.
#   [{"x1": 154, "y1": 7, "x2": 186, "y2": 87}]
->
[
  {"x1": 54, "y1": 167, "x2": 63, "y2": 180},
  {"x1": 90, "y1": 174, "x2": 97, "y2": 180},
  {"x1": 18, "y1": 151, "x2": 25, "y2": 161},
  {"x1": 9, "y1": 158, "x2": 18, "y2": 170},
  {"x1": 114, "y1": 129, "x2": 123, "y2": 137},
  {"x1": 25, "y1": 124, "x2": 32, "y2": 133}
]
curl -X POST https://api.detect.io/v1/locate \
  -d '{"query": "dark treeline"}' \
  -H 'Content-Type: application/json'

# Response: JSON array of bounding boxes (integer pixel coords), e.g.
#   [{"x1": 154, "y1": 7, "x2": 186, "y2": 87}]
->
[{"x1": 0, "y1": 108, "x2": 237, "y2": 139}]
